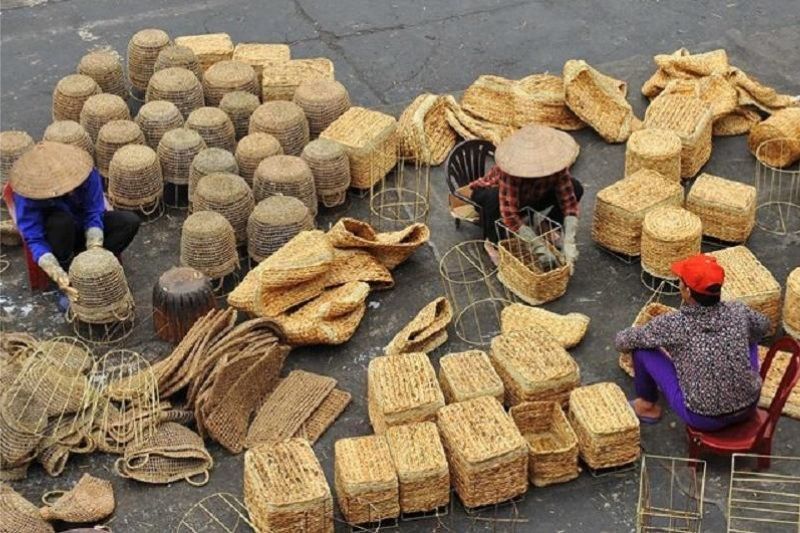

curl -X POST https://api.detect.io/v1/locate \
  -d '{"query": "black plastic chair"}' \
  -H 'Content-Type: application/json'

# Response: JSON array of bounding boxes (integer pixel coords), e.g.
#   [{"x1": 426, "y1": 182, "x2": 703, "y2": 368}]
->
[{"x1": 444, "y1": 139, "x2": 495, "y2": 230}]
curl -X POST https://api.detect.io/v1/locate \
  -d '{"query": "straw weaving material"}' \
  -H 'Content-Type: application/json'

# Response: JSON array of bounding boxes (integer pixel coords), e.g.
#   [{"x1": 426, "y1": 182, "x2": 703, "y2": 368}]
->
[
  {"x1": 643, "y1": 48, "x2": 730, "y2": 97},
  {"x1": 77, "y1": 50, "x2": 127, "y2": 99},
  {"x1": 491, "y1": 328, "x2": 580, "y2": 407},
  {"x1": 154, "y1": 45, "x2": 203, "y2": 80},
  {"x1": 397, "y1": 93, "x2": 456, "y2": 165},
  {"x1": 334, "y1": 435, "x2": 399, "y2": 524},
  {"x1": 660, "y1": 74, "x2": 739, "y2": 120},
  {"x1": 79, "y1": 93, "x2": 130, "y2": 143},
  {"x1": 513, "y1": 73, "x2": 586, "y2": 130},
  {"x1": 319, "y1": 106, "x2": 397, "y2": 189},
  {"x1": 94, "y1": 119, "x2": 145, "y2": 177},
  {"x1": 563, "y1": 59, "x2": 639, "y2": 143},
  {"x1": 709, "y1": 246, "x2": 782, "y2": 334},
  {"x1": 640, "y1": 206, "x2": 702, "y2": 279},
  {"x1": 219, "y1": 91, "x2": 261, "y2": 140},
  {"x1": 157, "y1": 127, "x2": 207, "y2": 185},
  {"x1": 42, "y1": 121, "x2": 94, "y2": 158},
  {"x1": 0, "y1": 131, "x2": 34, "y2": 186},
  {"x1": 438, "y1": 350, "x2": 504, "y2": 404},
  {"x1": 232, "y1": 43, "x2": 291, "y2": 85},
  {"x1": 174, "y1": 33, "x2": 234, "y2": 71},
  {"x1": 235, "y1": 132, "x2": 283, "y2": 187},
  {"x1": 501, "y1": 303, "x2": 590, "y2": 349},
  {"x1": 145, "y1": 67, "x2": 205, "y2": 119},
  {"x1": 461, "y1": 75, "x2": 516, "y2": 126},
  {"x1": 367, "y1": 352, "x2": 444, "y2": 434},
  {"x1": 591, "y1": 169, "x2": 684, "y2": 256},
  {"x1": 385, "y1": 422, "x2": 450, "y2": 513},
  {"x1": 52, "y1": 74, "x2": 101, "y2": 123},
  {"x1": 261, "y1": 58, "x2": 334, "y2": 101},
  {"x1": 624, "y1": 128, "x2": 682, "y2": 183},
  {"x1": 247, "y1": 196, "x2": 313, "y2": 263},
  {"x1": 108, "y1": 144, "x2": 163, "y2": 209},
  {"x1": 185, "y1": 106, "x2": 236, "y2": 152},
  {"x1": 322, "y1": 248, "x2": 394, "y2": 291},
  {"x1": 293, "y1": 79, "x2": 352, "y2": 137},
  {"x1": 249, "y1": 101, "x2": 310, "y2": 156},
  {"x1": 301, "y1": 139, "x2": 351, "y2": 207},
  {"x1": 442, "y1": 94, "x2": 515, "y2": 146},
  {"x1": 757, "y1": 346, "x2": 799, "y2": 419},
  {"x1": 0, "y1": 484, "x2": 54, "y2": 533},
  {"x1": 728, "y1": 66, "x2": 799, "y2": 114},
  {"x1": 253, "y1": 155, "x2": 317, "y2": 215},
  {"x1": 39, "y1": 474, "x2": 114, "y2": 523},
  {"x1": 258, "y1": 230, "x2": 333, "y2": 288},
  {"x1": 747, "y1": 108, "x2": 800, "y2": 168},
  {"x1": 385, "y1": 297, "x2": 452, "y2": 356},
  {"x1": 68, "y1": 248, "x2": 134, "y2": 324},
  {"x1": 497, "y1": 238, "x2": 571, "y2": 305},
  {"x1": 180, "y1": 211, "x2": 238, "y2": 280},
  {"x1": 713, "y1": 106, "x2": 761, "y2": 137},
  {"x1": 568, "y1": 382, "x2": 640, "y2": 469},
  {"x1": 202, "y1": 60, "x2": 259, "y2": 106},
  {"x1": 245, "y1": 369, "x2": 336, "y2": 448},
  {"x1": 644, "y1": 94, "x2": 713, "y2": 178},
  {"x1": 127, "y1": 28, "x2": 171, "y2": 92},
  {"x1": 229, "y1": 264, "x2": 324, "y2": 317},
  {"x1": 294, "y1": 388, "x2": 351, "y2": 444},
  {"x1": 784, "y1": 268, "x2": 800, "y2": 339},
  {"x1": 135, "y1": 100, "x2": 184, "y2": 149},
  {"x1": 193, "y1": 173, "x2": 254, "y2": 245},
  {"x1": 436, "y1": 395, "x2": 528, "y2": 508},
  {"x1": 327, "y1": 217, "x2": 430, "y2": 270},
  {"x1": 244, "y1": 439, "x2": 333, "y2": 533},
  {"x1": 686, "y1": 173, "x2": 756, "y2": 243},
  {"x1": 188, "y1": 148, "x2": 239, "y2": 206},
  {"x1": 510, "y1": 401, "x2": 579, "y2": 487},
  {"x1": 618, "y1": 302, "x2": 676, "y2": 377}
]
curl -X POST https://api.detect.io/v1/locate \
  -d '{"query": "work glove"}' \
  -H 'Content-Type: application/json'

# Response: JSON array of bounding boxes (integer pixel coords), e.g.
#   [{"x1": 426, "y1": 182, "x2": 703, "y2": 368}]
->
[
  {"x1": 38, "y1": 253, "x2": 78, "y2": 300},
  {"x1": 563, "y1": 215, "x2": 579, "y2": 272},
  {"x1": 85, "y1": 227, "x2": 104, "y2": 249},
  {"x1": 519, "y1": 225, "x2": 560, "y2": 271}
]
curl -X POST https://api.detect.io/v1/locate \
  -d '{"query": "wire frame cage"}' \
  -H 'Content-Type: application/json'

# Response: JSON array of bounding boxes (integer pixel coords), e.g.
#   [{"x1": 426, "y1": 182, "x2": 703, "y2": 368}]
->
[
  {"x1": 727, "y1": 453, "x2": 800, "y2": 533},
  {"x1": 369, "y1": 153, "x2": 430, "y2": 232},
  {"x1": 439, "y1": 240, "x2": 514, "y2": 347},
  {"x1": 175, "y1": 492, "x2": 255, "y2": 532},
  {"x1": 754, "y1": 138, "x2": 800, "y2": 235},
  {"x1": 636, "y1": 454, "x2": 707, "y2": 533}
]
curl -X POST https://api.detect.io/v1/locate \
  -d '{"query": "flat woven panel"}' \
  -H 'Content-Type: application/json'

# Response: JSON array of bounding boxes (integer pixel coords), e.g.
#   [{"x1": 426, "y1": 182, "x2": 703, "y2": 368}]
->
[{"x1": 500, "y1": 303, "x2": 590, "y2": 349}]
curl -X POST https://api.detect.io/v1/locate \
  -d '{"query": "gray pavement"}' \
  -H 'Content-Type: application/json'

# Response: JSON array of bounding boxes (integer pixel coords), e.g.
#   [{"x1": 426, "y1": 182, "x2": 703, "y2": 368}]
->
[{"x1": 1, "y1": 0, "x2": 799, "y2": 531}]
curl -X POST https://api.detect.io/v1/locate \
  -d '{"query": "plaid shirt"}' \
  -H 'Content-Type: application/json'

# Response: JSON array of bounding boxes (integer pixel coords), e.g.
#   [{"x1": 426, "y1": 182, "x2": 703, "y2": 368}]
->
[{"x1": 469, "y1": 166, "x2": 579, "y2": 231}]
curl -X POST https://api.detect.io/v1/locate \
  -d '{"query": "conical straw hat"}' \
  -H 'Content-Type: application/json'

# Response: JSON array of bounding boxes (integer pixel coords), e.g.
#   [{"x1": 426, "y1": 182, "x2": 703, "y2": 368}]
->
[
  {"x1": 9, "y1": 141, "x2": 93, "y2": 199},
  {"x1": 494, "y1": 125, "x2": 579, "y2": 178}
]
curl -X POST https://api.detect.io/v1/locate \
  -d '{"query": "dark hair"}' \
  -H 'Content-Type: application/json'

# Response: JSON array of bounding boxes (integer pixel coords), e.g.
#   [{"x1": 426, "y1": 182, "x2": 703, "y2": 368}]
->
[{"x1": 690, "y1": 284, "x2": 722, "y2": 306}]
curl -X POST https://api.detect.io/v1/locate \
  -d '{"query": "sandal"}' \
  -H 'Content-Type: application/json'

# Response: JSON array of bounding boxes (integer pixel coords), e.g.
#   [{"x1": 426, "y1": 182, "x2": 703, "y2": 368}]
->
[{"x1": 629, "y1": 400, "x2": 661, "y2": 425}]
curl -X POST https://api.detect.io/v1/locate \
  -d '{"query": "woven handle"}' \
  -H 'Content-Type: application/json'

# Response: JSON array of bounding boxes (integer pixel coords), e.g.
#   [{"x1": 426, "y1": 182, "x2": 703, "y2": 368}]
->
[
  {"x1": 185, "y1": 470, "x2": 210, "y2": 487},
  {"x1": 113, "y1": 457, "x2": 130, "y2": 478},
  {"x1": 124, "y1": 453, "x2": 151, "y2": 470},
  {"x1": 41, "y1": 490, "x2": 65, "y2": 506}
]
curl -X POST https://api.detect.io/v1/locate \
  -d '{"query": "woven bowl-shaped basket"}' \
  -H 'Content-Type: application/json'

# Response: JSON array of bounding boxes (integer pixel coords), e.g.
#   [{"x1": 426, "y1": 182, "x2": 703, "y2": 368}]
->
[
  {"x1": 154, "y1": 45, "x2": 203, "y2": 81},
  {"x1": 232, "y1": 43, "x2": 291, "y2": 85},
  {"x1": 397, "y1": 93, "x2": 457, "y2": 165},
  {"x1": 180, "y1": 210, "x2": 239, "y2": 279},
  {"x1": 247, "y1": 196, "x2": 313, "y2": 262},
  {"x1": 220, "y1": 91, "x2": 261, "y2": 140},
  {"x1": 174, "y1": 33, "x2": 234, "y2": 72},
  {"x1": 69, "y1": 248, "x2": 134, "y2": 324},
  {"x1": 188, "y1": 147, "x2": 239, "y2": 205},
  {"x1": 0, "y1": 131, "x2": 35, "y2": 185},
  {"x1": 79, "y1": 93, "x2": 130, "y2": 143},
  {"x1": 52, "y1": 74, "x2": 102, "y2": 123},
  {"x1": 686, "y1": 173, "x2": 756, "y2": 243},
  {"x1": 747, "y1": 108, "x2": 800, "y2": 168},
  {"x1": 95, "y1": 120, "x2": 145, "y2": 177},
  {"x1": 127, "y1": 28, "x2": 172, "y2": 92},
  {"x1": 301, "y1": 139, "x2": 350, "y2": 207},
  {"x1": 624, "y1": 128, "x2": 682, "y2": 183},
  {"x1": 202, "y1": 60, "x2": 259, "y2": 106},
  {"x1": 249, "y1": 101, "x2": 309, "y2": 156},
  {"x1": 512, "y1": 73, "x2": 585, "y2": 131},
  {"x1": 640, "y1": 206, "x2": 702, "y2": 279},
  {"x1": 78, "y1": 50, "x2": 127, "y2": 100},
  {"x1": 261, "y1": 58, "x2": 334, "y2": 101},
  {"x1": 157, "y1": 127, "x2": 207, "y2": 185},
  {"x1": 135, "y1": 100, "x2": 184, "y2": 149},
  {"x1": 145, "y1": 67, "x2": 205, "y2": 119},
  {"x1": 193, "y1": 172, "x2": 255, "y2": 244},
  {"x1": 42, "y1": 121, "x2": 94, "y2": 158},
  {"x1": 0, "y1": 484, "x2": 53, "y2": 532},
  {"x1": 235, "y1": 132, "x2": 283, "y2": 187},
  {"x1": 108, "y1": 144, "x2": 163, "y2": 209},
  {"x1": 293, "y1": 79, "x2": 351, "y2": 137},
  {"x1": 784, "y1": 268, "x2": 800, "y2": 339},
  {"x1": 185, "y1": 106, "x2": 236, "y2": 152},
  {"x1": 253, "y1": 155, "x2": 317, "y2": 215},
  {"x1": 643, "y1": 94, "x2": 713, "y2": 178}
]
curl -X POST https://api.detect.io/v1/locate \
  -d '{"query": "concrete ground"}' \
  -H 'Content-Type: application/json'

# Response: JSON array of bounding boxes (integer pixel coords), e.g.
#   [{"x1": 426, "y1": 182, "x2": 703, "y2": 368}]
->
[{"x1": 2, "y1": 0, "x2": 799, "y2": 531}]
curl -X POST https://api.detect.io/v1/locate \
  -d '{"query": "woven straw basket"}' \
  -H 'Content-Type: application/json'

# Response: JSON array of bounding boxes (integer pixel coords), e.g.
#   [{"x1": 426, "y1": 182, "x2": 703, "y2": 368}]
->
[
  {"x1": 261, "y1": 58, "x2": 334, "y2": 101},
  {"x1": 247, "y1": 196, "x2": 313, "y2": 262},
  {"x1": 186, "y1": 106, "x2": 236, "y2": 152},
  {"x1": 500, "y1": 303, "x2": 590, "y2": 349},
  {"x1": 714, "y1": 106, "x2": 762, "y2": 137},
  {"x1": 188, "y1": 147, "x2": 239, "y2": 207},
  {"x1": 249, "y1": 101, "x2": 309, "y2": 156},
  {"x1": 253, "y1": 155, "x2": 317, "y2": 215},
  {"x1": 438, "y1": 350, "x2": 504, "y2": 404},
  {"x1": 461, "y1": 75, "x2": 516, "y2": 126},
  {"x1": 68, "y1": 248, "x2": 134, "y2": 324},
  {"x1": 235, "y1": 132, "x2": 283, "y2": 187},
  {"x1": 220, "y1": 91, "x2": 261, "y2": 140},
  {"x1": 42, "y1": 121, "x2": 94, "y2": 158},
  {"x1": 174, "y1": 33, "x2": 234, "y2": 71},
  {"x1": 157, "y1": 127, "x2": 207, "y2": 185},
  {"x1": 79, "y1": 93, "x2": 131, "y2": 143},
  {"x1": 513, "y1": 73, "x2": 585, "y2": 131},
  {"x1": 0, "y1": 484, "x2": 53, "y2": 533},
  {"x1": 784, "y1": 268, "x2": 800, "y2": 339},
  {"x1": 758, "y1": 346, "x2": 800, "y2": 418},
  {"x1": 624, "y1": 128, "x2": 682, "y2": 183},
  {"x1": 180, "y1": 210, "x2": 239, "y2": 279},
  {"x1": 747, "y1": 108, "x2": 800, "y2": 168},
  {"x1": 640, "y1": 206, "x2": 702, "y2": 279},
  {"x1": 39, "y1": 474, "x2": 115, "y2": 523},
  {"x1": 154, "y1": 45, "x2": 203, "y2": 80},
  {"x1": 108, "y1": 144, "x2": 163, "y2": 209},
  {"x1": 497, "y1": 238, "x2": 570, "y2": 305},
  {"x1": 193, "y1": 172, "x2": 254, "y2": 245},
  {"x1": 335, "y1": 435, "x2": 399, "y2": 525},
  {"x1": 301, "y1": 139, "x2": 351, "y2": 207},
  {"x1": 52, "y1": 74, "x2": 101, "y2": 123},
  {"x1": 232, "y1": 43, "x2": 291, "y2": 85},
  {"x1": 135, "y1": 100, "x2": 184, "y2": 149},
  {"x1": 145, "y1": 67, "x2": 205, "y2": 119},
  {"x1": 95, "y1": 120, "x2": 145, "y2": 177},
  {"x1": 127, "y1": 28, "x2": 171, "y2": 92},
  {"x1": 0, "y1": 131, "x2": 34, "y2": 185},
  {"x1": 686, "y1": 173, "x2": 756, "y2": 243},
  {"x1": 660, "y1": 74, "x2": 738, "y2": 121},
  {"x1": 618, "y1": 302, "x2": 676, "y2": 377},
  {"x1": 644, "y1": 94, "x2": 713, "y2": 178},
  {"x1": 510, "y1": 401, "x2": 579, "y2": 487},
  {"x1": 203, "y1": 60, "x2": 259, "y2": 106},
  {"x1": 78, "y1": 51, "x2": 127, "y2": 100},
  {"x1": 397, "y1": 93, "x2": 456, "y2": 165},
  {"x1": 293, "y1": 79, "x2": 351, "y2": 137}
]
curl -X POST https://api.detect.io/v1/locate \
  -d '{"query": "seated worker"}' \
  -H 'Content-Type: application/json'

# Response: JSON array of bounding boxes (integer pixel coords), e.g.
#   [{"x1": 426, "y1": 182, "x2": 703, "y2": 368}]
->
[
  {"x1": 9, "y1": 141, "x2": 140, "y2": 310},
  {"x1": 615, "y1": 254, "x2": 770, "y2": 431},
  {"x1": 468, "y1": 125, "x2": 583, "y2": 270}
]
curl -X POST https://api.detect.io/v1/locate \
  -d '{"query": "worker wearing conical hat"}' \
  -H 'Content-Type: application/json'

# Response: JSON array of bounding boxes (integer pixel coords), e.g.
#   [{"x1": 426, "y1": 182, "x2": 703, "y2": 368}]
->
[
  {"x1": 469, "y1": 125, "x2": 583, "y2": 269},
  {"x1": 9, "y1": 142, "x2": 140, "y2": 309}
]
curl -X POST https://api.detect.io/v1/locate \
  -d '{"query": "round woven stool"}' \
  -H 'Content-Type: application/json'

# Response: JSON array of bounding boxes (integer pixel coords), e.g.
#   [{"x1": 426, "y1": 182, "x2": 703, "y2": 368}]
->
[
  {"x1": 641, "y1": 206, "x2": 702, "y2": 281},
  {"x1": 193, "y1": 173, "x2": 255, "y2": 245},
  {"x1": 52, "y1": 74, "x2": 101, "y2": 123},
  {"x1": 249, "y1": 101, "x2": 309, "y2": 156},
  {"x1": 135, "y1": 100, "x2": 184, "y2": 150},
  {"x1": 68, "y1": 248, "x2": 135, "y2": 325},
  {"x1": 220, "y1": 91, "x2": 260, "y2": 141},
  {"x1": 80, "y1": 93, "x2": 131, "y2": 143},
  {"x1": 234, "y1": 132, "x2": 282, "y2": 187},
  {"x1": 42, "y1": 121, "x2": 94, "y2": 158},
  {"x1": 253, "y1": 155, "x2": 317, "y2": 215},
  {"x1": 0, "y1": 131, "x2": 34, "y2": 186},
  {"x1": 784, "y1": 268, "x2": 800, "y2": 339},
  {"x1": 157, "y1": 127, "x2": 206, "y2": 186},
  {"x1": 188, "y1": 148, "x2": 239, "y2": 206},
  {"x1": 95, "y1": 120, "x2": 145, "y2": 177},
  {"x1": 185, "y1": 107, "x2": 236, "y2": 152},
  {"x1": 78, "y1": 51, "x2": 127, "y2": 100},
  {"x1": 202, "y1": 60, "x2": 258, "y2": 107},
  {"x1": 154, "y1": 45, "x2": 203, "y2": 81},
  {"x1": 301, "y1": 139, "x2": 351, "y2": 207},
  {"x1": 127, "y1": 28, "x2": 172, "y2": 93},
  {"x1": 247, "y1": 196, "x2": 313, "y2": 262},
  {"x1": 293, "y1": 79, "x2": 351, "y2": 137},
  {"x1": 145, "y1": 67, "x2": 204, "y2": 119},
  {"x1": 180, "y1": 211, "x2": 239, "y2": 280},
  {"x1": 108, "y1": 144, "x2": 163, "y2": 213},
  {"x1": 625, "y1": 128, "x2": 682, "y2": 183}
]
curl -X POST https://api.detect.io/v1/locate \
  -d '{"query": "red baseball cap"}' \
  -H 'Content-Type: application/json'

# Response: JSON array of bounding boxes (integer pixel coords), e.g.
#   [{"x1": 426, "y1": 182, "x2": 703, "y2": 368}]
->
[{"x1": 671, "y1": 254, "x2": 725, "y2": 295}]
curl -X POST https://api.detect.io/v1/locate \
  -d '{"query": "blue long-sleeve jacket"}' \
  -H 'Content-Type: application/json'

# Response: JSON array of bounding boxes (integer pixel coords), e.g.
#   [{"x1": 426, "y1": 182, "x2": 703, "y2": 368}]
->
[{"x1": 13, "y1": 168, "x2": 105, "y2": 262}]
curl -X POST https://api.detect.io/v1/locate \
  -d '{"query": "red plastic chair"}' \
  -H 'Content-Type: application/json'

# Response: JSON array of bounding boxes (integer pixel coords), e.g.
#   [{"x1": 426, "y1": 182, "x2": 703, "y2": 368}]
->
[
  {"x1": 686, "y1": 336, "x2": 800, "y2": 470},
  {"x1": 2, "y1": 183, "x2": 50, "y2": 291}
]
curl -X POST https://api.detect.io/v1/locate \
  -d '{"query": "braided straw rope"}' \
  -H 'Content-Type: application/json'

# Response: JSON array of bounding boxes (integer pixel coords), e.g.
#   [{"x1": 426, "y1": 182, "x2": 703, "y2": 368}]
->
[
  {"x1": 157, "y1": 127, "x2": 206, "y2": 185},
  {"x1": 188, "y1": 148, "x2": 239, "y2": 206},
  {"x1": 293, "y1": 79, "x2": 351, "y2": 137},
  {"x1": 686, "y1": 173, "x2": 756, "y2": 243},
  {"x1": 52, "y1": 74, "x2": 101, "y2": 122},
  {"x1": 747, "y1": 108, "x2": 800, "y2": 167},
  {"x1": 253, "y1": 154, "x2": 317, "y2": 215},
  {"x1": 219, "y1": 91, "x2": 260, "y2": 140},
  {"x1": 249, "y1": 101, "x2": 309, "y2": 156},
  {"x1": 261, "y1": 57, "x2": 334, "y2": 101},
  {"x1": 42, "y1": 121, "x2": 94, "y2": 158},
  {"x1": 94, "y1": 120, "x2": 145, "y2": 177},
  {"x1": 397, "y1": 93, "x2": 456, "y2": 165},
  {"x1": 235, "y1": 132, "x2": 282, "y2": 187},
  {"x1": 185, "y1": 106, "x2": 235, "y2": 152},
  {"x1": 247, "y1": 196, "x2": 313, "y2": 263},
  {"x1": 784, "y1": 268, "x2": 800, "y2": 339},
  {"x1": 135, "y1": 100, "x2": 184, "y2": 149},
  {"x1": 438, "y1": 350, "x2": 504, "y2": 404},
  {"x1": 624, "y1": 128, "x2": 682, "y2": 183},
  {"x1": 180, "y1": 211, "x2": 238, "y2": 279},
  {"x1": 232, "y1": 43, "x2": 290, "y2": 86},
  {"x1": 174, "y1": 33, "x2": 234, "y2": 72},
  {"x1": 301, "y1": 139, "x2": 350, "y2": 207},
  {"x1": 640, "y1": 206, "x2": 702, "y2": 279},
  {"x1": 193, "y1": 173, "x2": 254, "y2": 245},
  {"x1": 644, "y1": 94, "x2": 713, "y2": 178},
  {"x1": 145, "y1": 67, "x2": 205, "y2": 119},
  {"x1": 78, "y1": 50, "x2": 127, "y2": 99},
  {"x1": 79, "y1": 93, "x2": 130, "y2": 143},
  {"x1": 108, "y1": 144, "x2": 163, "y2": 209},
  {"x1": 127, "y1": 28, "x2": 171, "y2": 92},
  {"x1": 334, "y1": 435, "x2": 399, "y2": 525},
  {"x1": 0, "y1": 131, "x2": 34, "y2": 186},
  {"x1": 154, "y1": 45, "x2": 203, "y2": 80},
  {"x1": 202, "y1": 60, "x2": 258, "y2": 106},
  {"x1": 68, "y1": 248, "x2": 134, "y2": 324},
  {"x1": 500, "y1": 303, "x2": 590, "y2": 349}
]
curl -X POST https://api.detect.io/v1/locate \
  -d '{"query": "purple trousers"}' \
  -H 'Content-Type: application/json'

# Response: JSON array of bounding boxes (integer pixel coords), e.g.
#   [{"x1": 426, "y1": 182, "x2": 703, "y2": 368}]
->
[{"x1": 632, "y1": 345, "x2": 759, "y2": 432}]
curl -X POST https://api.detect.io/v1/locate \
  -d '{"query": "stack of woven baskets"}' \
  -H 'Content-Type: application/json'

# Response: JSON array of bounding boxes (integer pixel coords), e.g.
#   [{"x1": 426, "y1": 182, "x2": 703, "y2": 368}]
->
[
  {"x1": 80, "y1": 93, "x2": 131, "y2": 142},
  {"x1": 135, "y1": 100, "x2": 184, "y2": 149},
  {"x1": 188, "y1": 148, "x2": 239, "y2": 207},
  {"x1": 202, "y1": 60, "x2": 259, "y2": 106},
  {"x1": 95, "y1": 120, "x2": 145, "y2": 177},
  {"x1": 127, "y1": 28, "x2": 172, "y2": 93},
  {"x1": 235, "y1": 132, "x2": 283, "y2": 187},
  {"x1": 301, "y1": 139, "x2": 351, "y2": 207}
]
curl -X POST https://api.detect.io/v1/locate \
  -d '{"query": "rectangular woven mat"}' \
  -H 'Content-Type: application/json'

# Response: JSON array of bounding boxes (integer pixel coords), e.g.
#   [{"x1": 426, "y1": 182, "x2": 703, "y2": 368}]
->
[{"x1": 294, "y1": 389, "x2": 351, "y2": 444}]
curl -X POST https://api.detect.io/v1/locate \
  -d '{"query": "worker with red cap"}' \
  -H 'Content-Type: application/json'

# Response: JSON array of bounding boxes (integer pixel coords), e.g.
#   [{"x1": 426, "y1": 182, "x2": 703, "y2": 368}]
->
[{"x1": 615, "y1": 253, "x2": 770, "y2": 431}]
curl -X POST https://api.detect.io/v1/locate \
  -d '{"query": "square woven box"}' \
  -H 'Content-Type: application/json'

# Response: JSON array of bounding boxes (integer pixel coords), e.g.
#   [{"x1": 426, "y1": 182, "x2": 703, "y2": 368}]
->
[
  {"x1": 490, "y1": 329, "x2": 580, "y2": 407},
  {"x1": 385, "y1": 421, "x2": 450, "y2": 514},
  {"x1": 320, "y1": 106, "x2": 398, "y2": 189},
  {"x1": 568, "y1": 382, "x2": 640, "y2": 470},
  {"x1": 174, "y1": 33, "x2": 234, "y2": 71},
  {"x1": 244, "y1": 438, "x2": 333, "y2": 533},
  {"x1": 438, "y1": 350, "x2": 504, "y2": 404},
  {"x1": 367, "y1": 353, "x2": 445, "y2": 434},
  {"x1": 687, "y1": 173, "x2": 756, "y2": 243},
  {"x1": 437, "y1": 395, "x2": 528, "y2": 508},
  {"x1": 261, "y1": 58, "x2": 334, "y2": 101},
  {"x1": 334, "y1": 435, "x2": 399, "y2": 525},
  {"x1": 709, "y1": 246, "x2": 782, "y2": 334},
  {"x1": 592, "y1": 169, "x2": 684, "y2": 256},
  {"x1": 644, "y1": 94, "x2": 713, "y2": 178}
]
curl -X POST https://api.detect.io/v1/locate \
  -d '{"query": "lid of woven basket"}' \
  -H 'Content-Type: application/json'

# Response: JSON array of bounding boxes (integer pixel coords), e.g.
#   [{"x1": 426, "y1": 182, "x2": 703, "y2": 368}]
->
[
  {"x1": 261, "y1": 58, "x2": 334, "y2": 86},
  {"x1": 689, "y1": 173, "x2": 755, "y2": 211},
  {"x1": 233, "y1": 43, "x2": 291, "y2": 65},
  {"x1": 250, "y1": 101, "x2": 306, "y2": 129},
  {"x1": 220, "y1": 90, "x2": 260, "y2": 113},
  {"x1": 627, "y1": 128, "x2": 682, "y2": 157},
  {"x1": 319, "y1": 107, "x2": 397, "y2": 153},
  {"x1": 368, "y1": 352, "x2": 444, "y2": 414},
  {"x1": 491, "y1": 328, "x2": 578, "y2": 386},
  {"x1": 39, "y1": 474, "x2": 115, "y2": 523},
  {"x1": 709, "y1": 245, "x2": 781, "y2": 298},
  {"x1": 244, "y1": 438, "x2": 329, "y2": 507},
  {"x1": 183, "y1": 210, "x2": 235, "y2": 238},
  {"x1": 385, "y1": 421, "x2": 447, "y2": 479},
  {"x1": 195, "y1": 172, "x2": 250, "y2": 204},
  {"x1": 255, "y1": 155, "x2": 312, "y2": 185},
  {"x1": 55, "y1": 74, "x2": 100, "y2": 98},
  {"x1": 159, "y1": 127, "x2": 205, "y2": 152},
  {"x1": 204, "y1": 60, "x2": 257, "y2": 90},
  {"x1": 0, "y1": 484, "x2": 54, "y2": 533},
  {"x1": 154, "y1": 45, "x2": 201, "y2": 75},
  {"x1": 259, "y1": 230, "x2": 334, "y2": 287},
  {"x1": 174, "y1": 33, "x2": 233, "y2": 61},
  {"x1": 500, "y1": 303, "x2": 590, "y2": 349},
  {"x1": 644, "y1": 94, "x2": 712, "y2": 137},
  {"x1": 191, "y1": 147, "x2": 238, "y2": 176},
  {"x1": 643, "y1": 206, "x2": 702, "y2": 242},
  {"x1": 252, "y1": 196, "x2": 309, "y2": 226},
  {"x1": 334, "y1": 435, "x2": 397, "y2": 488},
  {"x1": 439, "y1": 350, "x2": 504, "y2": 398},
  {"x1": 569, "y1": 382, "x2": 639, "y2": 434}
]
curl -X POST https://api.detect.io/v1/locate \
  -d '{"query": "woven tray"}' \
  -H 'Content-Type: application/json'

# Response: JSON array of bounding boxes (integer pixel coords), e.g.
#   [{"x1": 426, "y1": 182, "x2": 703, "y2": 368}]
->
[
  {"x1": 757, "y1": 346, "x2": 799, "y2": 419},
  {"x1": 202, "y1": 60, "x2": 258, "y2": 106},
  {"x1": 644, "y1": 94, "x2": 713, "y2": 178},
  {"x1": 686, "y1": 173, "x2": 756, "y2": 243},
  {"x1": 624, "y1": 128, "x2": 682, "y2": 183},
  {"x1": 79, "y1": 93, "x2": 131, "y2": 143},
  {"x1": 174, "y1": 33, "x2": 234, "y2": 71},
  {"x1": 335, "y1": 435, "x2": 399, "y2": 525},
  {"x1": 501, "y1": 303, "x2": 590, "y2": 349},
  {"x1": 261, "y1": 58, "x2": 334, "y2": 101},
  {"x1": 784, "y1": 268, "x2": 800, "y2": 339},
  {"x1": 385, "y1": 297, "x2": 452, "y2": 356},
  {"x1": 397, "y1": 93, "x2": 457, "y2": 165},
  {"x1": 512, "y1": 73, "x2": 585, "y2": 130},
  {"x1": 438, "y1": 350, "x2": 504, "y2": 404},
  {"x1": 641, "y1": 206, "x2": 702, "y2": 279},
  {"x1": 145, "y1": 67, "x2": 205, "y2": 119},
  {"x1": 135, "y1": 100, "x2": 184, "y2": 150},
  {"x1": 498, "y1": 238, "x2": 571, "y2": 305},
  {"x1": 618, "y1": 302, "x2": 676, "y2": 377}
]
